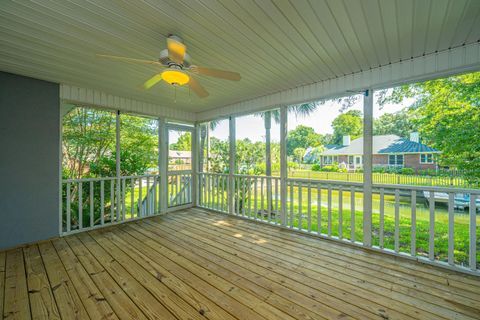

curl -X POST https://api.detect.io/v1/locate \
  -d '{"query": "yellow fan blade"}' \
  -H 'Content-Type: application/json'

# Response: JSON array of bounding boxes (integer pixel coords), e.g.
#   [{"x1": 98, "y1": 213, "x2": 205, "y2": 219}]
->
[
  {"x1": 96, "y1": 54, "x2": 164, "y2": 67},
  {"x1": 143, "y1": 73, "x2": 163, "y2": 89},
  {"x1": 167, "y1": 37, "x2": 186, "y2": 64},
  {"x1": 188, "y1": 76, "x2": 209, "y2": 98},
  {"x1": 190, "y1": 65, "x2": 241, "y2": 81}
]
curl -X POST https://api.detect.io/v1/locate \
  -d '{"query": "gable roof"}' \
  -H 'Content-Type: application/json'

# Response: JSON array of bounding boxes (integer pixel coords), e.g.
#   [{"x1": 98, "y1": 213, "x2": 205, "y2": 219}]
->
[{"x1": 321, "y1": 135, "x2": 440, "y2": 155}]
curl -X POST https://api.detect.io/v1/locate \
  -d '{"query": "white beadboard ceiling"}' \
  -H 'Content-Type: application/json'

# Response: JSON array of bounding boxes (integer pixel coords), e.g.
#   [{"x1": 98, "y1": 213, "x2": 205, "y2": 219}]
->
[{"x1": 1, "y1": 0, "x2": 479, "y2": 118}]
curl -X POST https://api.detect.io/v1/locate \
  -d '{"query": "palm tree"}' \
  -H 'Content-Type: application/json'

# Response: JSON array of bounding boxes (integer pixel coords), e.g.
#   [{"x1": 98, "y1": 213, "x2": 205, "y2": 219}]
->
[
  {"x1": 199, "y1": 120, "x2": 219, "y2": 173},
  {"x1": 254, "y1": 102, "x2": 320, "y2": 215},
  {"x1": 255, "y1": 102, "x2": 320, "y2": 177}
]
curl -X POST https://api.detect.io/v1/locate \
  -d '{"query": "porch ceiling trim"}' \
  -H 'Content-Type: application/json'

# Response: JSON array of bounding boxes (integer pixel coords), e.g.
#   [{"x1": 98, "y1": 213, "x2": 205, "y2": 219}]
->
[
  {"x1": 60, "y1": 84, "x2": 196, "y2": 122},
  {"x1": 196, "y1": 43, "x2": 480, "y2": 122}
]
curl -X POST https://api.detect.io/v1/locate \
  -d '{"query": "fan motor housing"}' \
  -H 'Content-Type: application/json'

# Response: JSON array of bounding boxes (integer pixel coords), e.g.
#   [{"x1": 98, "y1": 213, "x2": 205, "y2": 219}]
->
[{"x1": 159, "y1": 49, "x2": 191, "y2": 68}]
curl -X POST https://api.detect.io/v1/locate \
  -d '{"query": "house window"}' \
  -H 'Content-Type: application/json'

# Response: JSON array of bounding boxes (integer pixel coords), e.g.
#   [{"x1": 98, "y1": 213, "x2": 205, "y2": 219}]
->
[
  {"x1": 420, "y1": 153, "x2": 434, "y2": 164},
  {"x1": 323, "y1": 156, "x2": 333, "y2": 164},
  {"x1": 388, "y1": 154, "x2": 404, "y2": 166},
  {"x1": 348, "y1": 156, "x2": 354, "y2": 164}
]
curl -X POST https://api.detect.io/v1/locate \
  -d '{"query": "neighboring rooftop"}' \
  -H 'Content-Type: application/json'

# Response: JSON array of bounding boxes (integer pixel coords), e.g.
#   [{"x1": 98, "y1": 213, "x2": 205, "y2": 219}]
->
[{"x1": 321, "y1": 135, "x2": 440, "y2": 155}]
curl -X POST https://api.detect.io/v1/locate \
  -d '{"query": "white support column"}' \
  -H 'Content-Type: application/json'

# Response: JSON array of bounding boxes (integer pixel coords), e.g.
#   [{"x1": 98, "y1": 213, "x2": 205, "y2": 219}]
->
[
  {"x1": 192, "y1": 123, "x2": 199, "y2": 207},
  {"x1": 228, "y1": 116, "x2": 236, "y2": 214},
  {"x1": 363, "y1": 90, "x2": 373, "y2": 247},
  {"x1": 159, "y1": 117, "x2": 168, "y2": 213},
  {"x1": 280, "y1": 106, "x2": 288, "y2": 226},
  {"x1": 115, "y1": 110, "x2": 121, "y2": 221}
]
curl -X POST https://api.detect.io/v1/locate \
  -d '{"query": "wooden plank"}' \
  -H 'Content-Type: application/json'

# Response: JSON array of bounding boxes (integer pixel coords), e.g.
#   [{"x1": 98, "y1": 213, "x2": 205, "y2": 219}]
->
[
  {"x1": 62, "y1": 236, "x2": 145, "y2": 320},
  {"x1": 4, "y1": 248, "x2": 31, "y2": 319},
  {"x1": 187, "y1": 208, "x2": 480, "y2": 295},
  {"x1": 23, "y1": 245, "x2": 60, "y2": 319},
  {"x1": 140, "y1": 218, "x2": 377, "y2": 320},
  {"x1": 37, "y1": 242, "x2": 89, "y2": 319},
  {"x1": 179, "y1": 210, "x2": 480, "y2": 319},
  {"x1": 64, "y1": 235, "x2": 151, "y2": 320},
  {"x1": 122, "y1": 224, "x2": 286, "y2": 320},
  {"x1": 93, "y1": 228, "x2": 238, "y2": 320},
  {"x1": 0, "y1": 251, "x2": 5, "y2": 319},
  {"x1": 51, "y1": 238, "x2": 118, "y2": 320},
  {"x1": 83, "y1": 231, "x2": 203, "y2": 320},
  {"x1": 129, "y1": 222, "x2": 344, "y2": 320}
]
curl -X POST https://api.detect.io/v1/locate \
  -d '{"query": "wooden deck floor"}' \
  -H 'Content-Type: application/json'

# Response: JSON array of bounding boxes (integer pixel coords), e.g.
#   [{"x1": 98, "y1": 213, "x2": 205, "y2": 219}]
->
[{"x1": 1, "y1": 208, "x2": 480, "y2": 320}]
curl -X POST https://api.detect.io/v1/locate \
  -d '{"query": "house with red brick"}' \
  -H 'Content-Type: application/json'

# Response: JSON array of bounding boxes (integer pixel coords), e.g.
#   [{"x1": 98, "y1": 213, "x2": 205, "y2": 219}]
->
[{"x1": 319, "y1": 133, "x2": 440, "y2": 172}]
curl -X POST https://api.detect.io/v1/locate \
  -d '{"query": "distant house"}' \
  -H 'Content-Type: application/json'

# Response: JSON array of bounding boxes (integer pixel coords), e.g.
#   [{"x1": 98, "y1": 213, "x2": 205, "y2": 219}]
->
[{"x1": 319, "y1": 133, "x2": 440, "y2": 171}]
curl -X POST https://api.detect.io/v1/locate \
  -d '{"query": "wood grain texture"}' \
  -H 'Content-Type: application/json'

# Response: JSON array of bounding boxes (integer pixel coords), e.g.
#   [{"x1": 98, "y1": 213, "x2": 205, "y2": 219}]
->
[{"x1": 1, "y1": 207, "x2": 479, "y2": 320}]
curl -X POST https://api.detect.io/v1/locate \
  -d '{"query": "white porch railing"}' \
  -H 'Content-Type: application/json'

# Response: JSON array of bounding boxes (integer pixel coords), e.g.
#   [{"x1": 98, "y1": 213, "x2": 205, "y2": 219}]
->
[
  {"x1": 62, "y1": 174, "x2": 161, "y2": 235},
  {"x1": 167, "y1": 170, "x2": 193, "y2": 207},
  {"x1": 197, "y1": 173, "x2": 479, "y2": 274}
]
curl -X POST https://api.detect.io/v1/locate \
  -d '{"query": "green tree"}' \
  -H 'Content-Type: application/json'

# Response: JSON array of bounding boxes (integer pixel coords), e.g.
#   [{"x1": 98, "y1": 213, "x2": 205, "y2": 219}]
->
[
  {"x1": 379, "y1": 71, "x2": 480, "y2": 177},
  {"x1": 373, "y1": 109, "x2": 418, "y2": 138},
  {"x1": 170, "y1": 132, "x2": 192, "y2": 151},
  {"x1": 331, "y1": 110, "x2": 363, "y2": 144},
  {"x1": 286, "y1": 125, "x2": 322, "y2": 156},
  {"x1": 293, "y1": 147, "x2": 306, "y2": 163}
]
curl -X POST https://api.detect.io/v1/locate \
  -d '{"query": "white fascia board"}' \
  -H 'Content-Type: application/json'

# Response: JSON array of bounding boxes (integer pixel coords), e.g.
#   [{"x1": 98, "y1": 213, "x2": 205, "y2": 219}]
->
[
  {"x1": 60, "y1": 84, "x2": 196, "y2": 122},
  {"x1": 197, "y1": 43, "x2": 480, "y2": 122}
]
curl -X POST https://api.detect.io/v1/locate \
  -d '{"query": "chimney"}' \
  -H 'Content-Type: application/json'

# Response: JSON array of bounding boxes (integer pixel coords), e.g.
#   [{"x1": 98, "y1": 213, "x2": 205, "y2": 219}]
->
[
  {"x1": 410, "y1": 132, "x2": 419, "y2": 143},
  {"x1": 342, "y1": 135, "x2": 351, "y2": 146}
]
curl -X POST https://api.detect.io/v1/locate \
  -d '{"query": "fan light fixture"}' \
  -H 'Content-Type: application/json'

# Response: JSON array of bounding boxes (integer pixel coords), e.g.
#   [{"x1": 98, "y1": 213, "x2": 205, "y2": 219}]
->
[{"x1": 161, "y1": 69, "x2": 190, "y2": 86}]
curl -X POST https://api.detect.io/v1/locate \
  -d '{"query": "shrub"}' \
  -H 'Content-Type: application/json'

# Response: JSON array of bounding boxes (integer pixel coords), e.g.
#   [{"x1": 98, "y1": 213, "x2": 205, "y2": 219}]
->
[
  {"x1": 311, "y1": 164, "x2": 321, "y2": 171},
  {"x1": 373, "y1": 166, "x2": 386, "y2": 173},
  {"x1": 321, "y1": 164, "x2": 339, "y2": 172},
  {"x1": 400, "y1": 167, "x2": 415, "y2": 175}
]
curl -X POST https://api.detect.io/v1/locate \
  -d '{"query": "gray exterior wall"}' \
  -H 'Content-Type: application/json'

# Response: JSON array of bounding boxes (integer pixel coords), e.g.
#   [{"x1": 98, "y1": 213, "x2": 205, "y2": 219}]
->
[{"x1": 0, "y1": 72, "x2": 59, "y2": 250}]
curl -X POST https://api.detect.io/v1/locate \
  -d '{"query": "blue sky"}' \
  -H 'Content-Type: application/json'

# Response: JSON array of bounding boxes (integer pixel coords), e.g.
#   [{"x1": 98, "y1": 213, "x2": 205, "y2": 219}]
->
[{"x1": 208, "y1": 92, "x2": 412, "y2": 143}]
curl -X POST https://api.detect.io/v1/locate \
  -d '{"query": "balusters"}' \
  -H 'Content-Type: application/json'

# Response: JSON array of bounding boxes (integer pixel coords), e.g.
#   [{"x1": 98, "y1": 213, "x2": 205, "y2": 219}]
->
[
  {"x1": 350, "y1": 186, "x2": 355, "y2": 242},
  {"x1": 327, "y1": 185, "x2": 332, "y2": 236},
  {"x1": 66, "y1": 182, "x2": 71, "y2": 233},
  {"x1": 110, "y1": 179, "x2": 114, "y2": 222},
  {"x1": 338, "y1": 186, "x2": 343, "y2": 239},
  {"x1": 267, "y1": 178, "x2": 271, "y2": 222},
  {"x1": 242, "y1": 177, "x2": 247, "y2": 217},
  {"x1": 254, "y1": 177, "x2": 258, "y2": 220},
  {"x1": 394, "y1": 188, "x2": 400, "y2": 253},
  {"x1": 248, "y1": 177, "x2": 252, "y2": 218},
  {"x1": 275, "y1": 178, "x2": 279, "y2": 225},
  {"x1": 448, "y1": 192, "x2": 454, "y2": 265},
  {"x1": 122, "y1": 178, "x2": 126, "y2": 219},
  {"x1": 307, "y1": 183, "x2": 312, "y2": 232},
  {"x1": 100, "y1": 180, "x2": 105, "y2": 225},
  {"x1": 260, "y1": 178, "x2": 264, "y2": 217},
  {"x1": 138, "y1": 177, "x2": 143, "y2": 216},
  {"x1": 469, "y1": 194, "x2": 477, "y2": 271},
  {"x1": 429, "y1": 191, "x2": 435, "y2": 261},
  {"x1": 130, "y1": 178, "x2": 135, "y2": 217},
  {"x1": 289, "y1": 180, "x2": 293, "y2": 228},
  {"x1": 78, "y1": 182, "x2": 83, "y2": 230},
  {"x1": 90, "y1": 181, "x2": 94, "y2": 227},
  {"x1": 379, "y1": 188, "x2": 384, "y2": 248},
  {"x1": 317, "y1": 184, "x2": 321, "y2": 235},
  {"x1": 298, "y1": 182, "x2": 302, "y2": 230},
  {"x1": 411, "y1": 190, "x2": 416, "y2": 257}
]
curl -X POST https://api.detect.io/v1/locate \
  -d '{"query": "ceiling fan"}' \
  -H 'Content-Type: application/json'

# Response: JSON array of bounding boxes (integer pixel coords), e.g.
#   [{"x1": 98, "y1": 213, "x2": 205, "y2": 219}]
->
[{"x1": 96, "y1": 34, "x2": 241, "y2": 98}]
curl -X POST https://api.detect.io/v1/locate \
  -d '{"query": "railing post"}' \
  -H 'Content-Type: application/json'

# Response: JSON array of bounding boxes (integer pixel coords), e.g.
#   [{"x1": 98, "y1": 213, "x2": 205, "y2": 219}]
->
[
  {"x1": 228, "y1": 116, "x2": 236, "y2": 214},
  {"x1": 159, "y1": 117, "x2": 168, "y2": 213},
  {"x1": 363, "y1": 89, "x2": 373, "y2": 247},
  {"x1": 192, "y1": 123, "x2": 199, "y2": 207},
  {"x1": 280, "y1": 105, "x2": 288, "y2": 226},
  {"x1": 115, "y1": 110, "x2": 121, "y2": 220}
]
